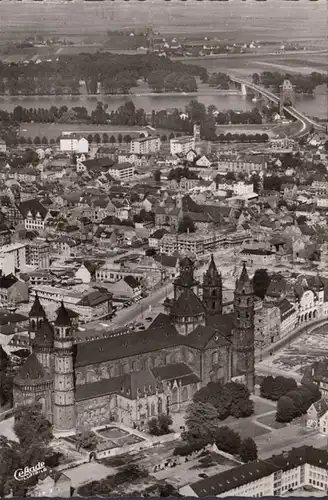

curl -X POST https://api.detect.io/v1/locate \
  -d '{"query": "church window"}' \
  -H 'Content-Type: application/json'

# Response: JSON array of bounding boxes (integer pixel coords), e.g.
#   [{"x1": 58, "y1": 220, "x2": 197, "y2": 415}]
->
[
  {"x1": 212, "y1": 351, "x2": 219, "y2": 367},
  {"x1": 172, "y1": 387, "x2": 178, "y2": 404},
  {"x1": 31, "y1": 320, "x2": 36, "y2": 330},
  {"x1": 150, "y1": 402, "x2": 155, "y2": 416},
  {"x1": 212, "y1": 290, "x2": 216, "y2": 297},
  {"x1": 212, "y1": 301, "x2": 216, "y2": 310},
  {"x1": 181, "y1": 387, "x2": 188, "y2": 402}
]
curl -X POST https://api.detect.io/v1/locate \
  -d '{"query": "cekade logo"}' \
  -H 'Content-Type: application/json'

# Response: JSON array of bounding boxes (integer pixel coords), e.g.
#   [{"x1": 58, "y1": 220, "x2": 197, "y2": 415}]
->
[{"x1": 14, "y1": 462, "x2": 47, "y2": 481}]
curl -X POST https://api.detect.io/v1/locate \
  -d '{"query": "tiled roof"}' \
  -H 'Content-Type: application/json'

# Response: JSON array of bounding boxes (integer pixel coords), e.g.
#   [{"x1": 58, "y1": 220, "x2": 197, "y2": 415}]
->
[
  {"x1": 189, "y1": 446, "x2": 328, "y2": 497},
  {"x1": 32, "y1": 319, "x2": 54, "y2": 349},
  {"x1": 54, "y1": 302, "x2": 71, "y2": 327},
  {"x1": 15, "y1": 353, "x2": 47, "y2": 382},
  {"x1": 171, "y1": 288, "x2": 205, "y2": 317},
  {"x1": 19, "y1": 199, "x2": 48, "y2": 219}
]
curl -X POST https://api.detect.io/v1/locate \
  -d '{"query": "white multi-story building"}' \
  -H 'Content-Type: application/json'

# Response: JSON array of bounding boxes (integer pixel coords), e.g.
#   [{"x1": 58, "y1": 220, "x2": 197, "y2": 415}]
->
[
  {"x1": 108, "y1": 162, "x2": 135, "y2": 181},
  {"x1": 170, "y1": 136, "x2": 195, "y2": 155},
  {"x1": 0, "y1": 243, "x2": 27, "y2": 274},
  {"x1": 233, "y1": 181, "x2": 255, "y2": 197},
  {"x1": 60, "y1": 133, "x2": 89, "y2": 154},
  {"x1": 180, "y1": 446, "x2": 328, "y2": 498},
  {"x1": 130, "y1": 136, "x2": 161, "y2": 154}
]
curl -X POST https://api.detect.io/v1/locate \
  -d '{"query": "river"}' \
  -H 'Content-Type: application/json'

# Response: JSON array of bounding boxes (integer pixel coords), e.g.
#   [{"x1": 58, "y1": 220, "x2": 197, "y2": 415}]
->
[{"x1": 0, "y1": 85, "x2": 326, "y2": 119}]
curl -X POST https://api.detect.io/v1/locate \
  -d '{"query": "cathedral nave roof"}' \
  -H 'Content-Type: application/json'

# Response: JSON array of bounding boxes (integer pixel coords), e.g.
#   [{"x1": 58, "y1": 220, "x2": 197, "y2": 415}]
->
[{"x1": 75, "y1": 311, "x2": 234, "y2": 368}]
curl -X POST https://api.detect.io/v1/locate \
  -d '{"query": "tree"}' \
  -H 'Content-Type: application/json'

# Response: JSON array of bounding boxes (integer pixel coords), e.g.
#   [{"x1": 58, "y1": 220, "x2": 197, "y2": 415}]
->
[
  {"x1": 102, "y1": 132, "x2": 109, "y2": 143},
  {"x1": 118, "y1": 133, "x2": 123, "y2": 144},
  {"x1": 226, "y1": 171, "x2": 236, "y2": 181},
  {"x1": 215, "y1": 426, "x2": 241, "y2": 455},
  {"x1": 153, "y1": 170, "x2": 161, "y2": 182},
  {"x1": 123, "y1": 134, "x2": 132, "y2": 143},
  {"x1": 178, "y1": 215, "x2": 195, "y2": 234},
  {"x1": 34, "y1": 136, "x2": 41, "y2": 145},
  {"x1": 14, "y1": 403, "x2": 53, "y2": 451},
  {"x1": 161, "y1": 134, "x2": 167, "y2": 142},
  {"x1": 252, "y1": 269, "x2": 271, "y2": 300},
  {"x1": 0, "y1": 436, "x2": 22, "y2": 496},
  {"x1": 94, "y1": 133, "x2": 101, "y2": 144},
  {"x1": 148, "y1": 413, "x2": 172, "y2": 436},
  {"x1": 41, "y1": 136, "x2": 48, "y2": 145},
  {"x1": 184, "y1": 401, "x2": 220, "y2": 442},
  {"x1": 109, "y1": 135, "x2": 116, "y2": 144},
  {"x1": 87, "y1": 134, "x2": 93, "y2": 144},
  {"x1": 27, "y1": 137, "x2": 33, "y2": 145},
  {"x1": 194, "y1": 381, "x2": 231, "y2": 421},
  {"x1": 76, "y1": 430, "x2": 98, "y2": 450},
  {"x1": 276, "y1": 396, "x2": 296, "y2": 423},
  {"x1": 260, "y1": 375, "x2": 297, "y2": 401},
  {"x1": 224, "y1": 382, "x2": 254, "y2": 418},
  {"x1": 239, "y1": 437, "x2": 258, "y2": 463}
]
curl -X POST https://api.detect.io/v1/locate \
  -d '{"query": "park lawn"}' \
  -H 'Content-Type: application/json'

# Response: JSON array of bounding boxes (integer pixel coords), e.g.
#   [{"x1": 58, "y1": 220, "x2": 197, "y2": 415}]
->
[
  {"x1": 227, "y1": 420, "x2": 269, "y2": 439},
  {"x1": 257, "y1": 413, "x2": 287, "y2": 430},
  {"x1": 253, "y1": 398, "x2": 276, "y2": 415}
]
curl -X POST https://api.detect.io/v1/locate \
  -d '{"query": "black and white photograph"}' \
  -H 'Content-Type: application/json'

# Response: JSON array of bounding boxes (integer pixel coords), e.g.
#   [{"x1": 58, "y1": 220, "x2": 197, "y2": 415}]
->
[{"x1": 0, "y1": 0, "x2": 327, "y2": 497}]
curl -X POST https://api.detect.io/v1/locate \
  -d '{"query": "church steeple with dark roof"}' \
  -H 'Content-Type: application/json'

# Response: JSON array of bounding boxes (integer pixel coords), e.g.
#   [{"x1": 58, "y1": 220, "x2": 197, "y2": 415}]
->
[
  {"x1": 32, "y1": 318, "x2": 54, "y2": 371},
  {"x1": 202, "y1": 254, "x2": 222, "y2": 316},
  {"x1": 29, "y1": 293, "x2": 46, "y2": 342},
  {"x1": 173, "y1": 257, "x2": 199, "y2": 300},
  {"x1": 55, "y1": 302, "x2": 71, "y2": 327}
]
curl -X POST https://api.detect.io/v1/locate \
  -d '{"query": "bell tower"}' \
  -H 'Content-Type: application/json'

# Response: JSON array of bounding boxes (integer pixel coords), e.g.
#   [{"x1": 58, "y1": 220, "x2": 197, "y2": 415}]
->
[
  {"x1": 29, "y1": 293, "x2": 46, "y2": 343},
  {"x1": 53, "y1": 302, "x2": 76, "y2": 432},
  {"x1": 232, "y1": 262, "x2": 255, "y2": 393},
  {"x1": 174, "y1": 257, "x2": 199, "y2": 300},
  {"x1": 202, "y1": 254, "x2": 222, "y2": 316}
]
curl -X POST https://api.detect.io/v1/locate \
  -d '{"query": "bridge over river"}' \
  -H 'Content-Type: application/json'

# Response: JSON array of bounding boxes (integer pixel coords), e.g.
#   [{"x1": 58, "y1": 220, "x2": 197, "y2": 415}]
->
[{"x1": 231, "y1": 76, "x2": 326, "y2": 138}]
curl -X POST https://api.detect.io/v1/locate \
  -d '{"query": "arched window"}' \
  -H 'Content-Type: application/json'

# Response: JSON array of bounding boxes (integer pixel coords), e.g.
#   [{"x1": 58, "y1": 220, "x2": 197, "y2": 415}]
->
[
  {"x1": 212, "y1": 351, "x2": 219, "y2": 367},
  {"x1": 181, "y1": 387, "x2": 188, "y2": 402},
  {"x1": 151, "y1": 402, "x2": 156, "y2": 416},
  {"x1": 172, "y1": 387, "x2": 178, "y2": 404}
]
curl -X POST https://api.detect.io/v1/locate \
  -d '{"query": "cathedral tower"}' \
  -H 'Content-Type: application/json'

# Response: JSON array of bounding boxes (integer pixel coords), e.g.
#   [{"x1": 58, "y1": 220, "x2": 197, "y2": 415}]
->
[
  {"x1": 53, "y1": 302, "x2": 76, "y2": 432},
  {"x1": 174, "y1": 257, "x2": 199, "y2": 300},
  {"x1": 32, "y1": 318, "x2": 54, "y2": 372},
  {"x1": 202, "y1": 254, "x2": 222, "y2": 316},
  {"x1": 232, "y1": 262, "x2": 255, "y2": 393},
  {"x1": 29, "y1": 293, "x2": 46, "y2": 342}
]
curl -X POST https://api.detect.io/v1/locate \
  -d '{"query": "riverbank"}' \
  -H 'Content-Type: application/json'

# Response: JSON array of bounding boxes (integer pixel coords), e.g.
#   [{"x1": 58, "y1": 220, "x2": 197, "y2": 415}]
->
[{"x1": 0, "y1": 89, "x2": 241, "y2": 100}]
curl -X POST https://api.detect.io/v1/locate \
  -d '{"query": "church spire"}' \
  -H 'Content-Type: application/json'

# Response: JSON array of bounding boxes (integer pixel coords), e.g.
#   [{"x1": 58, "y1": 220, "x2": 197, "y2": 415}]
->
[
  {"x1": 235, "y1": 261, "x2": 253, "y2": 295},
  {"x1": 202, "y1": 254, "x2": 222, "y2": 316}
]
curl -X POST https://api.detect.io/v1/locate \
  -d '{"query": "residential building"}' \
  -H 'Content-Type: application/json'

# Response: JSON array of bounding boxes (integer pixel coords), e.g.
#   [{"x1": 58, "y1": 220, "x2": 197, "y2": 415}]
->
[
  {"x1": 60, "y1": 134, "x2": 89, "y2": 154},
  {"x1": 180, "y1": 446, "x2": 328, "y2": 497},
  {"x1": 26, "y1": 239, "x2": 50, "y2": 269},
  {"x1": 170, "y1": 136, "x2": 195, "y2": 155},
  {"x1": 0, "y1": 274, "x2": 29, "y2": 306},
  {"x1": 108, "y1": 163, "x2": 135, "y2": 181},
  {"x1": 110, "y1": 275, "x2": 142, "y2": 301},
  {"x1": 29, "y1": 472, "x2": 72, "y2": 498},
  {"x1": 217, "y1": 155, "x2": 266, "y2": 175},
  {"x1": 19, "y1": 199, "x2": 48, "y2": 231},
  {"x1": 240, "y1": 248, "x2": 276, "y2": 267},
  {"x1": 130, "y1": 136, "x2": 161, "y2": 154},
  {"x1": 0, "y1": 242, "x2": 27, "y2": 274}
]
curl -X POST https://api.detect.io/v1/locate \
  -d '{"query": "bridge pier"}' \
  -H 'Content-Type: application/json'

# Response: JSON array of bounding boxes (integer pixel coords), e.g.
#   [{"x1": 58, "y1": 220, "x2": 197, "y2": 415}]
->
[{"x1": 241, "y1": 83, "x2": 247, "y2": 96}]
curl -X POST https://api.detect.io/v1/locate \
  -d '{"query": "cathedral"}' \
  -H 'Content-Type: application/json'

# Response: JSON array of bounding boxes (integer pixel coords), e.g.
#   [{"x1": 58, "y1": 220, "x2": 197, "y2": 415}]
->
[{"x1": 13, "y1": 257, "x2": 255, "y2": 432}]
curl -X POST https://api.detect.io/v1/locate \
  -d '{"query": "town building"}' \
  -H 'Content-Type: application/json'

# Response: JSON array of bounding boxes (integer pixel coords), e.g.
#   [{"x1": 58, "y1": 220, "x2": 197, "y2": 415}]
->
[
  {"x1": 180, "y1": 446, "x2": 328, "y2": 497},
  {"x1": 108, "y1": 163, "x2": 135, "y2": 181},
  {"x1": 170, "y1": 136, "x2": 196, "y2": 156},
  {"x1": 130, "y1": 136, "x2": 161, "y2": 154},
  {"x1": 60, "y1": 134, "x2": 89, "y2": 154},
  {"x1": 13, "y1": 257, "x2": 255, "y2": 432}
]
